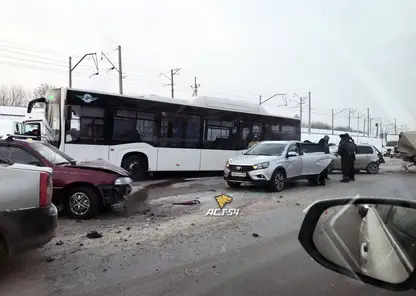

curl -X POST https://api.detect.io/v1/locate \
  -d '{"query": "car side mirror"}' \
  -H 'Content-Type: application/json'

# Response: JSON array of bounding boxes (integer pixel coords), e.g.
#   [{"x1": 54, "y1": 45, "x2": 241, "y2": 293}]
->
[
  {"x1": 242, "y1": 149, "x2": 248, "y2": 155},
  {"x1": 287, "y1": 151, "x2": 298, "y2": 157},
  {"x1": 299, "y1": 197, "x2": 416, "y2": 291}
]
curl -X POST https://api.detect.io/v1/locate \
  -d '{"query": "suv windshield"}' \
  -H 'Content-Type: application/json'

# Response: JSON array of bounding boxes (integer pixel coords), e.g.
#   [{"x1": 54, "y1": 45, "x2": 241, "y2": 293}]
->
[
  {"x1": 31, "y1": 142, "x2": 74, "y2": 165},
  {"x1": 246, "y1": 142, "x2": 287, "y2": 156}
]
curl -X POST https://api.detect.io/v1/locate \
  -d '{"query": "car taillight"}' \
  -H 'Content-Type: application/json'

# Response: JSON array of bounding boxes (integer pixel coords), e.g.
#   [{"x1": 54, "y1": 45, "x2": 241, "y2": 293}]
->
[{"x1": 39, "y1": 172, "x2": 52, "y2": 207}]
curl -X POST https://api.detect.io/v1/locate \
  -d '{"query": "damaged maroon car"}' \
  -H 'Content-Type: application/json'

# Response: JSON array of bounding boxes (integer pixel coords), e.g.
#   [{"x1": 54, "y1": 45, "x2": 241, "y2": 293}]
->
[{"x1": 0, "y1": 137, "x2": 132, "y2": 219}]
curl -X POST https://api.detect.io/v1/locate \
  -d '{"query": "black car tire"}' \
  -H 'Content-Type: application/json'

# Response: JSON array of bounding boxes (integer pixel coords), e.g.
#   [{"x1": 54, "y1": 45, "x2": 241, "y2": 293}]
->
[
  {"x1": 366, "y1": 162, "x2": 379, "y2": 174},
  {"x1": 267, "y1": 169, "x2": 285, "y2": 192},
  {"x1": 67, "y1": 186, "x2": 101, "y2": 219},
  {"x1": 227, "y1": 181, "x2": 240, "y2": 188},
  {"x1": 122, "y1": 155, "x2": 145, "y2": 182}
]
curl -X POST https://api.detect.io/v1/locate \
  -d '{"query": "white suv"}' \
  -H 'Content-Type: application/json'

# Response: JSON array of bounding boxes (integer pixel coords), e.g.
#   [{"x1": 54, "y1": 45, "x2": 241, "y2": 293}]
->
[{"x1": 224, "y1": 141, "x2": 333, "y2": 192}]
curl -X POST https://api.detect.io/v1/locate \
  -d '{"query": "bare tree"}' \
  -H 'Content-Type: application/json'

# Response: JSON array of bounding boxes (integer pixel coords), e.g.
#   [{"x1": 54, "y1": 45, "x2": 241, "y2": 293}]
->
[
  {"x1": 0, "y1": 85, "x2": 29, "y2": 106},
  {"x1": 33, "y1": 83, "x2": 55, "y2": 98}
]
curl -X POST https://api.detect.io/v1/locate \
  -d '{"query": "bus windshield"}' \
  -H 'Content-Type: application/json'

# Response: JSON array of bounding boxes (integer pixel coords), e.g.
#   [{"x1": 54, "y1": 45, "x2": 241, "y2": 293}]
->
[{"x1": 44, "y1": 89, "x2": 61, "y2": 148}]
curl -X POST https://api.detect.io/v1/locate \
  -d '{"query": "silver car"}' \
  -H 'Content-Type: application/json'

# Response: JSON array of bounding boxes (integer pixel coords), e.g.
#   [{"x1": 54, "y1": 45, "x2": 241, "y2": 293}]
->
[
  {"x1": 223, "y1": 141, "x2": 333, "y2": 192},
  {"x1": 0, "y1": 159, "x2": 57, "y2": 257},
  {"x1": 328, "y1": 144, "x2": 385, "y2": 174}
]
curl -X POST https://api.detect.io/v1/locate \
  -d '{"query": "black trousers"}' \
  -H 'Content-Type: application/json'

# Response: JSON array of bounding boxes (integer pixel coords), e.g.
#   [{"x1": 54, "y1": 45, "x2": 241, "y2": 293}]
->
[{"x1": 341, "y1": 154, "x2": 355, "y2": 181}]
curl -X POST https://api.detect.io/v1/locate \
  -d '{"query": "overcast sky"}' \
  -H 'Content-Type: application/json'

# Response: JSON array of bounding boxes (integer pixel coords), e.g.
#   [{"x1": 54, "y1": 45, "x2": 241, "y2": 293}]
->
[{"x1": 0, "y1": 0, "x2": 415, "y2": 132}]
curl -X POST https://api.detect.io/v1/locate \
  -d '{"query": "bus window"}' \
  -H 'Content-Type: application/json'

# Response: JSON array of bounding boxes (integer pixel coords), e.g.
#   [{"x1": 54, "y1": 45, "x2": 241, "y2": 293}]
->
[
  {"x1": 160, "y1": 113, "x2": 201, "y2": 148},
  {"x1": 112, "y1": 109, "x2": 157, "y2": 145},
  {"x1": 66, "y1": 105, "x2": 105, "y2": 143},
  {"x1": 204, "y1": 119, "x2": 236, "y2": 149}
]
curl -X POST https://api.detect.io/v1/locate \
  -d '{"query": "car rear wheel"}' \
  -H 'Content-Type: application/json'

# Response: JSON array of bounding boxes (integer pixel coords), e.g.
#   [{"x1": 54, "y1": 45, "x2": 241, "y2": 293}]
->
[
  {"x1": 227, "y1": 181, "x2": 240, "y2": 188},
  {"x1": 122, "y1": 155, "x2": 146, "y2": 182},
  {"x1": 67, "y1": 186, "x2": 100, "y2": 219},
  {"x1": 366, "y1": 162, "x2": 379, "y2": 174},
  {"x1": 268, "y1": 170, "x2": 285, "y2": 192}
]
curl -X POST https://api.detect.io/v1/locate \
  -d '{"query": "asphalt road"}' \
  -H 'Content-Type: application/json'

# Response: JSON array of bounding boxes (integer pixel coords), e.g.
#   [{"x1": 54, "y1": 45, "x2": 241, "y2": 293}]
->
[{"x1": 2, "y1": 159, "x2": 416, "y2": 296}]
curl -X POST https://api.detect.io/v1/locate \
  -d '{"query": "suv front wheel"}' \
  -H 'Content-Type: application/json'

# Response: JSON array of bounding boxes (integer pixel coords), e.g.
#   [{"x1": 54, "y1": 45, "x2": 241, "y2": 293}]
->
[{"x1": 268, "y1": 170, "x2": 285, "y2": 192}]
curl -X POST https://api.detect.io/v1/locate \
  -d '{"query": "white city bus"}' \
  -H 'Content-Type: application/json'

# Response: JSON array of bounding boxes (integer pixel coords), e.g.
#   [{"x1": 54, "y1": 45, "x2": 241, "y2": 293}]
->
[{"x1": 27, "y1": 88, "x2": 301, "y2": 180}]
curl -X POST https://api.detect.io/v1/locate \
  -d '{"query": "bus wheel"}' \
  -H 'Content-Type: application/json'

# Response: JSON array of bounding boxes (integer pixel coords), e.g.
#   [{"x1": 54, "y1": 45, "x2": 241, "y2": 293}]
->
[{"x1": 122, "y1": 155, "x2": 146, "y2": 181}]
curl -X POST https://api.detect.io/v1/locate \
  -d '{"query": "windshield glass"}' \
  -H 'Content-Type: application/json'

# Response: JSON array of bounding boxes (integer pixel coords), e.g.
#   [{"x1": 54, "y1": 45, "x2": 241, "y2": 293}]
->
[
  {"x1": 44, "y1": 89, "x2": 61, "y2": 148},
  {"x1": 246, "y1": 142, "x2": 286, "y2": 156},
  {"x1": 31, "y1": 142, "x2": 73, "y2": 165}
]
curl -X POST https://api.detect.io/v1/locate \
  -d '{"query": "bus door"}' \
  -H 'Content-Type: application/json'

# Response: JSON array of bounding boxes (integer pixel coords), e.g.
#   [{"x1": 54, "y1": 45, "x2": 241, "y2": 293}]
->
[{"x1": 63, "y1": 105, "x2": 110, "y2": 162}]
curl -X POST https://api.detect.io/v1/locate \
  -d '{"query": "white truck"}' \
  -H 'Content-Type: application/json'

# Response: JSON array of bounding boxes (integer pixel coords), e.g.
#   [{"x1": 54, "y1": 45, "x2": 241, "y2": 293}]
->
[{"x1": 384, "y1": 134, "x2": 400, "y2": 157}]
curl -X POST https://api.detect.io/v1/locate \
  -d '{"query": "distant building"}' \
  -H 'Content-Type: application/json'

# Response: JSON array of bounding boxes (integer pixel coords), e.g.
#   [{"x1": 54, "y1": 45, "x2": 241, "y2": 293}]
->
[{"x1": 0, "y1": 105, "x2": 43, "y2": 121}]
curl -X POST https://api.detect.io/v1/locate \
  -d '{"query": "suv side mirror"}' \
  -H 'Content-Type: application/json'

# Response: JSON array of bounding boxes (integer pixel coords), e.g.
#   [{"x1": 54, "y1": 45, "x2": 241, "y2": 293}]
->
[
  {"x1": 242, "y1": 149, "x2": 248, "y2": 155},
  {"x1": 287, "y1": 151, "x2": 299, "y2": 157}
]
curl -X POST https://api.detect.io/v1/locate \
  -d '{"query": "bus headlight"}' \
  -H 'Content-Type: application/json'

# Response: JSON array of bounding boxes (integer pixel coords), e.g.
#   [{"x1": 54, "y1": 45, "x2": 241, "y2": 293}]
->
[{"x1": 252, "y1": 162, "x2": 269, "y2": 170}]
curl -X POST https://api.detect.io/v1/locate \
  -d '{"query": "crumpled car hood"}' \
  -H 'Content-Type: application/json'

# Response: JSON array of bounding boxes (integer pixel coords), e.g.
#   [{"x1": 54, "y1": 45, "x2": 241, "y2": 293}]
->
[{"x1": 70, "y1": 158, "x2": 130, "y2": 177}]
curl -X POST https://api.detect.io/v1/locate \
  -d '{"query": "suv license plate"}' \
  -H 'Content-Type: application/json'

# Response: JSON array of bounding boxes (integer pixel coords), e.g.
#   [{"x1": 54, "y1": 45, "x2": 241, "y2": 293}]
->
[{"x1": 231, "y1": 172, "x2": 246, "y2": 177}]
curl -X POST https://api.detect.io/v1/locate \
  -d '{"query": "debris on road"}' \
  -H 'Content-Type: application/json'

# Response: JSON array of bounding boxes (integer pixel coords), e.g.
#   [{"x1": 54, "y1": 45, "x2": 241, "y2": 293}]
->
[
  {"x1": 86, "y1": 231, "x2": 103, "y2": 239},
  {"x1": 295, "y1": 202, "x2": 301, "y2": 206},
  {"x1": 252, "y1": 233, "x2": 260, "y2": 238},
  {"x1": 55, "y1": 240, "x2": 64, "y2": 246},
  {"x1": 45, "y1": 257, "x2": 55, "y2": 263},
  {"x1": 172, "y1": 199, "x2": 201, "y2": 205}
]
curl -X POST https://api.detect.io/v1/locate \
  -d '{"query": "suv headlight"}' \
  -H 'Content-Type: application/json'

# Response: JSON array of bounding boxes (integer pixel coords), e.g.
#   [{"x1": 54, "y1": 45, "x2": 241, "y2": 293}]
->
[
  {"x1": 114, "y1": 177, "x2": 133, "y2": 185},
  {"x1": 252, "y1": 162, "x2": 269, "y2": 170}
]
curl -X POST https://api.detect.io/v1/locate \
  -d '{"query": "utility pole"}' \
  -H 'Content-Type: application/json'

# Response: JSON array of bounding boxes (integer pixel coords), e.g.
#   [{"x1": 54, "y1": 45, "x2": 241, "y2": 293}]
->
[
  {"x1": 308, "y1": 92, "x2": 311, "y2": 134},
  {"x1": 69, "y1": 57, "x2": 72, "y2": 87},
  {"x1": 394, "y1": 118, "x2": 397, "y2": 134},
  {"x1": 363, "y1": 118, "x2": 366, "y2": 138},
  {"x1": 101, "y1": 45, "x2": 124, "y2": 94},
  {"x1": 380, "y1": 120, "x2": 383, "y2": 139},
  {"x1": 369, "y1": 118, "x2": 372, "y2": 136},
  {"x1": 300, "y1": 99, "x2": 303, "y2": 124},
  {"x1": 118, "y1": 45, "x2": 123, "y2": 94},
  {"x1": 69, "y1": 53, "x2": 99, "y2": 88},
  {"x1": 367, "y1": 108, "x2": 370, "y2": 137},
  {"x1": 331, "y1": 109, "x2": 334, "y2": 135},
  {"x1": 191, "y1": 77, "x2": 200, "y2": 97},
  {"x1": 357, "y1": 112, "x2": 360, "y2": 141},
  {"x1": 348, "y1": 109, "x2": 351, "y2": 131},
  {"x1": 160, "y1": 68, "x2": 181, "y2": 98}
]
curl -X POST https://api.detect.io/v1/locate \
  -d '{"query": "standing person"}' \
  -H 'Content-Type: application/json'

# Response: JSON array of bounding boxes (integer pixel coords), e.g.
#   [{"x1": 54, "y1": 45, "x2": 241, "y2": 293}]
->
[
  {"x1": 336, "y1": 133, "x2": 355, "y2": 183},
  {"x1": 348, "y1": 135, "x2": 357, "y2": 181},
  {"x1": 318, "y1": 135, "x2": 331, "y2": 180}
]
